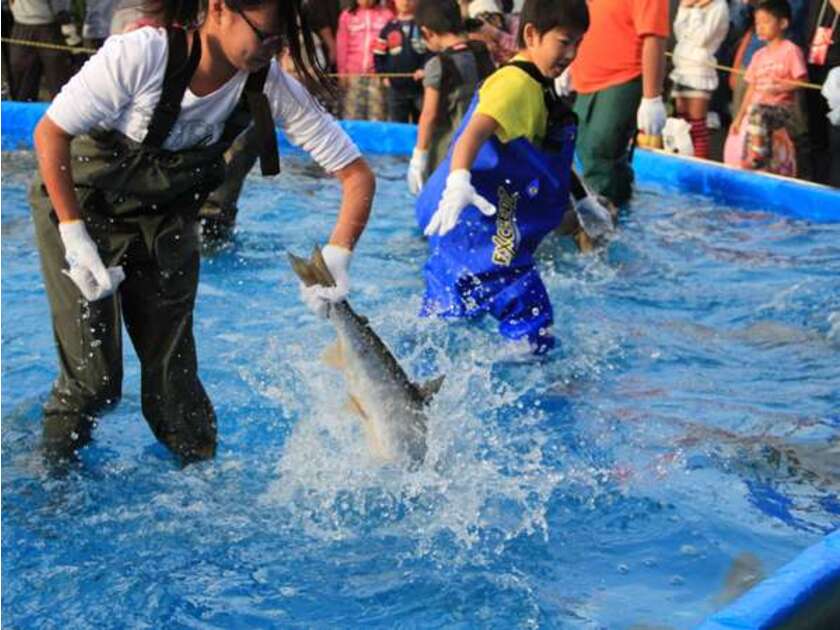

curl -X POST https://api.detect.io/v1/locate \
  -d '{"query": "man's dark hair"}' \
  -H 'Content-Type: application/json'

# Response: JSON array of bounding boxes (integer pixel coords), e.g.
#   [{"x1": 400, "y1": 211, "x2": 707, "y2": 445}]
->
[
  {"x1": 755, "y1": 0, "x2": 792, "y2": 22},
  {"x1": 415, "y1": 0, "x2": 464, "y2": 35},
  {"x1": 516, "y1": 0, "x2": 589, "y2": 48}
]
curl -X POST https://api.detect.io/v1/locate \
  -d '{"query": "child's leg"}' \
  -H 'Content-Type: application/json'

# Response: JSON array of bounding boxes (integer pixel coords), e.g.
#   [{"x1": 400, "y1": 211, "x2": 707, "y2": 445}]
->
[
  {"x1": 487, "y1": 268, "x2": 555, "y2": 355},
  {"x1": 685, "y1": 95, "x2": 711, "y2": 159},
  {"x1": 743, "y1": 104, "x2": 771, "y2": 169},
  {"x1": 674, "y1": 95, "x2": 688, "y2": 118}
]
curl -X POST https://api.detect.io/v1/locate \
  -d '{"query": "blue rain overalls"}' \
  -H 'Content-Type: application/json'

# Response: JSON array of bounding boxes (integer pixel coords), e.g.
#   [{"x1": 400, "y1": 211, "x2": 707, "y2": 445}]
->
[{"x1": 416, "y1": 61, "x2": 578, "y2": 354}]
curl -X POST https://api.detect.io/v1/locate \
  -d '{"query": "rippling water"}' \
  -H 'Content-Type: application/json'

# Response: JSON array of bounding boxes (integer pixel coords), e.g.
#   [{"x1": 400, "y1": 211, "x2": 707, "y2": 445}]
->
[{"x1": 3, "y1": 151, "x2": 839, "y2": 628}]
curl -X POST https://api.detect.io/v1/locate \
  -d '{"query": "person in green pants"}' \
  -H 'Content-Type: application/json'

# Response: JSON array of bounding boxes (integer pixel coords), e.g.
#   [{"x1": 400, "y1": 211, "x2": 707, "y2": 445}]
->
[
  {"x1": 569, "y1": 0, "x2": 670, "y2": 206},
  {"x1": 30, "y1": 0, "x2": 375, "y2": 465}
]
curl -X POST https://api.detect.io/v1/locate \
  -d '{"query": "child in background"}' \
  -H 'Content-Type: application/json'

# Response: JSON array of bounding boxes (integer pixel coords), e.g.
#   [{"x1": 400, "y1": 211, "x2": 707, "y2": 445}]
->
[
  {"x1": 466, "y1": 0, "x2": 519, "y2": 66},
  {"x1": 407, "y1": 0, "x2": 494, "y2": 194},
  {"x1": 730, "y1": 0, "x2": 807, "y2": 174},
  {"x1": 416, "y1": 0, "x2": 613, "y2": 354},
  {"x1": 337, "y1": 0, "x2": 394, "y2": 120},
  {"x1": 669, "y1": 0, "x2": 730, "y2": 159},
  {"x1": 373, "y1": 0, "x2": 428, "y2": 123}
]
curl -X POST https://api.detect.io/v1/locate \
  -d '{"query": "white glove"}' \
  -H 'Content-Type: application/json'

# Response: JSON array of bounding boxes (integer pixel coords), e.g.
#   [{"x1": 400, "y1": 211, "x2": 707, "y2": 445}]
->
[
  {"x1": 574, "y1": 195, "x2": 614, "y2": 239},
  {"x1": 63, "y1": 265, "x2": 126, "y2": 301},
  {"x1": 637, "y1": 96, "x2": 667, "y2": 136},
  {"x1": 299, "y1": 244, "x2": 351, "y2": 318},
  {"x1": 822, "y1": 67, "x2": 840, "y2": 126},
  {"x1": 59, "y1": 220, "x2": 121, "y2": 301},
  {"x1": 407, "y1": 147, "x2": 428, "y2": 195},
  {"x1": 424, "y1": 169, "x2": 496, "y2": 237},
  {"x1": 554, "y1": 67, "x2": 572, "y2": 97},
  {"x1": 61, "y1": 23, "x2": 82, "y2": 48}
]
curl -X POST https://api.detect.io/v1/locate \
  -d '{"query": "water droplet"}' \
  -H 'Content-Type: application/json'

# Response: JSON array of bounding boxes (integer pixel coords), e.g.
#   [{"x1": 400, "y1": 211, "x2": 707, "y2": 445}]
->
[
  {"x1": 531, "y1": 307, "x2": 540, "y2": 316},
  {"x1": 617, "y1": 563, "x2": 629, "y2": 575},
  {"x1": 669, "y1": 575, "x2": 685, "y2": 586}
]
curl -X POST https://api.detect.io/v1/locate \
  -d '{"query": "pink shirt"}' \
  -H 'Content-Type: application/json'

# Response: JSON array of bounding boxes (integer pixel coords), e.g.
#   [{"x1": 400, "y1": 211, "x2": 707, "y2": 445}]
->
[
  {"x1": 745, "y1": 39, "x2": 808, "y2": 107},
  {"x1": 336, "y1": 6, "x2": 395, "y2": 74}
]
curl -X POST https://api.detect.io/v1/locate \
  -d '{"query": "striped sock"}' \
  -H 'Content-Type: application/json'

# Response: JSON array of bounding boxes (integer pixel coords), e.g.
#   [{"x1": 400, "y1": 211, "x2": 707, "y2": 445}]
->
[{"x1": 688, "y1": 117, "x2": 710, "y2": 159}]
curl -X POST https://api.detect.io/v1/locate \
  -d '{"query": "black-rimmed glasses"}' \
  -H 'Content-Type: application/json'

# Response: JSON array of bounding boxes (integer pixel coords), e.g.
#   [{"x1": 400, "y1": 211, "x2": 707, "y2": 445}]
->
[{"x1": 236, "y1": 7, "x2": 282, "y2": 45}]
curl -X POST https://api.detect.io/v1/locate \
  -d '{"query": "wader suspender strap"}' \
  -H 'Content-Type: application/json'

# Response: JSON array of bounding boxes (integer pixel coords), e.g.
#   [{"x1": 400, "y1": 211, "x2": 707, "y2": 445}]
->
[
  {"x1": 242, "y1": 68, "x2": 280, "y2": 176},
  {"x1": 143, "y1": 29, "x2": 201, "y2": 148},
  {"x1": 505, "y1": 60, "x2": 587, "y2": 201},
  {"x1": 142, "y1": 30, "x2": 280, "y2": 176},
  {"x1": 217, "y1": 66, "x2": 279, "y2": 176},
  {"x1": 466, "y1": 40, "x2": 495, "y2": 81}
]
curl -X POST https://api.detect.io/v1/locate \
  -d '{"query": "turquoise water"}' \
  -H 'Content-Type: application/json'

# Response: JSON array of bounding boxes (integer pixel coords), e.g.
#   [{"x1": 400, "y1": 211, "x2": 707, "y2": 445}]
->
[{"x1": 2, "y1": 151, "x2": 839, "y2": 628}]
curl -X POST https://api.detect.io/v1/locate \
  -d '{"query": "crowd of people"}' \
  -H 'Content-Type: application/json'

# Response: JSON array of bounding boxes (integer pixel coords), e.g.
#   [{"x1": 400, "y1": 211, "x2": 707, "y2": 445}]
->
[
  {"x1": 2, "y1": 0, "x2": 839, "y2": 186},
  {"x1": 1, "y1": 0, "x2": 838, "y2": 464}
]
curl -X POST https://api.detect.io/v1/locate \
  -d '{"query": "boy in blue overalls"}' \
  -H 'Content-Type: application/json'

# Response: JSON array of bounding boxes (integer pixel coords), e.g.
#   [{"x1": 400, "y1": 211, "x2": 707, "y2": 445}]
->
[{"x1": 416, "y1": 0, "x2": 613, "y2": 354}]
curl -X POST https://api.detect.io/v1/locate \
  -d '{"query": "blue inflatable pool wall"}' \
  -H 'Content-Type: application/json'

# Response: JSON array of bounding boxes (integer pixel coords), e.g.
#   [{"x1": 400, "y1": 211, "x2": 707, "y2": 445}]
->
[
  {"x1": 2, "y1": 101, "x2": 839, "y2": 629},
  {"x1": 2, "y1": 101, "x2": 838, "y2": 223}
]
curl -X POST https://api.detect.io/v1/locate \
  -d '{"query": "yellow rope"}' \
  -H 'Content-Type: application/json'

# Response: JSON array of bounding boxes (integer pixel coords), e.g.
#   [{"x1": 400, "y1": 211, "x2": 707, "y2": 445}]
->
[
  {"x1": 1, "y1": 36, "x2": 822, "y2": 90},
  {"x1": 1, "y1": 36, "x2": 97, "y2": 54},
  {"x1": 665, "y1": 51, "x2": 822, "y2": 91}
]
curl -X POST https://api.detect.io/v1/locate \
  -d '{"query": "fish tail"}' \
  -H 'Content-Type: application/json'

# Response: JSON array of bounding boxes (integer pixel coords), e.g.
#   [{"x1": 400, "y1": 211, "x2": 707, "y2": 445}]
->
[{"x1": 287, "y1": 245, "x2": 336, "y2": 288}]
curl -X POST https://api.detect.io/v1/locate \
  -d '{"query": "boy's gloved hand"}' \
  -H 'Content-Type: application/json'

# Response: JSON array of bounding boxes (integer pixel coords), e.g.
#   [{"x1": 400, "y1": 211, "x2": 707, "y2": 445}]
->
[
  {"x1": 299, "y1": 244, "x2": 351, "y2": 318},
  {"x1": 424, "y1": 169, "x2": 496, "y2": 237},
  {"x1": 407, "y1": 148, "x2": 428, "y2": 195},
  {"x1": 59, "y1": 220, "x2": 121, "y2": 301},
  {"x1": 574, "y1": 195, "x2": 615, "y2": 239},
  {"x1": 822, "y1": 66, "x2": 840, "y2": 126},
  {"x1": 636, "y1": 96, "x2": 667, "y2": 136}
]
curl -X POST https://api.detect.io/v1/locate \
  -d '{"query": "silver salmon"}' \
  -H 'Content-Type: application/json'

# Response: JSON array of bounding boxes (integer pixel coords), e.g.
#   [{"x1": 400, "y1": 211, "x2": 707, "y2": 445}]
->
[{"x1": 288, "y1": 246, "x2": 443, "y2": 466}]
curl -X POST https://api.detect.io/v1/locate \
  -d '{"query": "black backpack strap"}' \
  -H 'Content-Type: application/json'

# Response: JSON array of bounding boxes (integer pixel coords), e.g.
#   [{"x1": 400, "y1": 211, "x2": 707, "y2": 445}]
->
[
  {"x1": 437, "y1": 45, "x2": 463, "y2": 99},
  {"x1": 143, "y1": 29, "x2": 201, "y2": 148},
  {"x1": 466, "y1": 40, "x2": 495, "y2": 80},
  {"x1": 220, "y1": 66, "x2": 280, "y2": 176},
  {"x1": 505, "y1": 60, "x2": 577, "y2": 127}
]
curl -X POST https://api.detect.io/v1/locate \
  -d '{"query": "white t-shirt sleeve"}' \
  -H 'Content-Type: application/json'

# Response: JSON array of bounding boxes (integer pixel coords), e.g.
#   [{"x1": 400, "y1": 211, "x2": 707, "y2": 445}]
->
[
  {"x1": 46, "y1": 27, "x2": 167, "y2": 136},
  {"x1": 265, "y1": 64, "x2": 361, "y2": 173}
]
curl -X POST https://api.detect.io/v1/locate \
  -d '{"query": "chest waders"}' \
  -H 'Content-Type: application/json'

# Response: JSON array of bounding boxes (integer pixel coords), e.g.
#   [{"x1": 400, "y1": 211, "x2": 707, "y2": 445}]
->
[
  {"x1": 29, "y1": 29, "x2": 279, "y2": 464},
  {"x1": 428, "y1": 41, "x2": 495, "y2": 173},
  {"x1": 416, "y1": 61, "x2": 578, "y2": 355}
]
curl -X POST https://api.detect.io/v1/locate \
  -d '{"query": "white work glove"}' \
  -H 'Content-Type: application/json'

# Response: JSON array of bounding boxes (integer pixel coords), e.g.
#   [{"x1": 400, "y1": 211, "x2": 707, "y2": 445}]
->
[
  {"x1": 407, "y1": 147, "x2": 428, "y2": 195},
  {"x1": 822, "y1": 67, "x2": 840, "y2": 126},
  {"x1": 424, "y1": 169, "x2": 496, "y2": 237},
  {"x1": 636, "y1": 95, "x2": 667, "y2": 136},
  {"x1": 554, "y1": 67, "x2": 572, "y2": 97},
  {"x1": 299, "y1": 244, "x2": 351, "y2": 318},
  {"x1": 59, "y1": 220, "x2": 122, "y2": 301},
  {"x1": 61, "y1": 23, "x2": 82, "y2": 48},
  {"x1": 574, "y1": 195, "x2": 614, "y2": 239}
]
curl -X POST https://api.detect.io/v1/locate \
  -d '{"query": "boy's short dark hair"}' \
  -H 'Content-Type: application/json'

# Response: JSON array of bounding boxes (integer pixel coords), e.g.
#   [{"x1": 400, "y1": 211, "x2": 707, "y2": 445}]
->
[
  {"x1": 755, "y1": 0, "x2": 791, "y2": 22},
  {"x1": 415, "y1": 0, "x2": 464, "y2": 35},
  {"x1": 516, "y1": 0, "x2": 589, "y2": 48}
]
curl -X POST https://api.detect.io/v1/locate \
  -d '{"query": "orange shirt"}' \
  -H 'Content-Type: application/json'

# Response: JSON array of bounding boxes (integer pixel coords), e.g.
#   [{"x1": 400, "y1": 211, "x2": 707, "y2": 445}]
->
[{"x1": 571, "y1": 0, "x2": 670, "y2": 94}]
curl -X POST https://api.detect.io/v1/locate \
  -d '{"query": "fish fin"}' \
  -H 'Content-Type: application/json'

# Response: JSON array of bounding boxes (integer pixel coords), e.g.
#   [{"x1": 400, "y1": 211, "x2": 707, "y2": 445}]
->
[
  {"x1": 345, "y1": 395, "x2": 368, "y2": 418},
  {"x1": 416, "y1": 374, "x2": 445, "y2": 404},
  {"x1": 322, "y1": 340, "x2": 345, "y2": 369},
  {"x1": 310, "y1": 245, "x2": 336, "y2": 287},
  {"x1": 344, "y1": 396, "x2": 394, "y2": 461},
  {"x1": 286, "y1": 245, "x2": 336, "y2": 288}
]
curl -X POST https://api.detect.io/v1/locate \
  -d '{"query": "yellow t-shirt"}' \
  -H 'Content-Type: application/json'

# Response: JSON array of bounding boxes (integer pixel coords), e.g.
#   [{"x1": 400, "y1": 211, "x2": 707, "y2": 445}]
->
[{"x1": 475, "y1": 55, "x2": 547, "y2": 145}]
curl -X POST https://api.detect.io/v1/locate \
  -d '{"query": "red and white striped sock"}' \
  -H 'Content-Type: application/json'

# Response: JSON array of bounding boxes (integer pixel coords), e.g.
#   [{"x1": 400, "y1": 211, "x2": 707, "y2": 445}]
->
[{"x1": 688, "y1": 117, "x2": 710, "y2": 159}]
